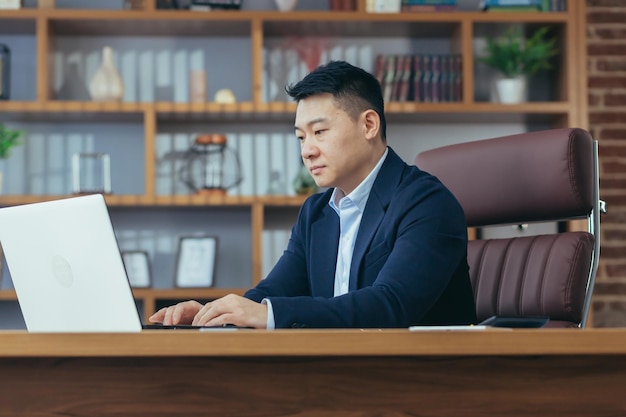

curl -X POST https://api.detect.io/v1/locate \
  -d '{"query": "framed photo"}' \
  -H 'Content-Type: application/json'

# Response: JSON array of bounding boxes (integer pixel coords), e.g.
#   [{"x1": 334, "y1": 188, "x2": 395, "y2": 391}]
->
[
  {"x1": 121, "y1": 251, "x2": 152, "y2": 288},
  {"x1": 175, "y1": 235, "x2": 217, "y2": 288}
]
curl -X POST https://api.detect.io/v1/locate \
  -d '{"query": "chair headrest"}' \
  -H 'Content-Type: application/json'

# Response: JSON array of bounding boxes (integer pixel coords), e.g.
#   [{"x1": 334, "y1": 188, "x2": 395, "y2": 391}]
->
[{"x1": 415, "y1": 128, "x2": 594, "y2": 227}]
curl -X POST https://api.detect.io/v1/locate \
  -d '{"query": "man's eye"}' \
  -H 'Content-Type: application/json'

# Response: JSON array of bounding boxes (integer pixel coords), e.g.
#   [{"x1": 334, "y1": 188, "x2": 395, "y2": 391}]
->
[
  {"x1": 315, "y1": 129, "x2": 325, "y2": 135},
  {"x1": 296, "y1": 136, "x2": 304, "y2": 142}
]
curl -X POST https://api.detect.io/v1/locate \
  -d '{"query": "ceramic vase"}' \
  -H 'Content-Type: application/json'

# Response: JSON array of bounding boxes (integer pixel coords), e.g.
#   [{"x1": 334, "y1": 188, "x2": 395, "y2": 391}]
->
[
  {"x1": 89, "y1": 46, "x2": 124, "y2": 102},
  {"x1": 275, "y1": 0, "x2": 298, "y2": 12},
  {"x1": 494, "y1": 76, "x2": 527, "y2": 104}
]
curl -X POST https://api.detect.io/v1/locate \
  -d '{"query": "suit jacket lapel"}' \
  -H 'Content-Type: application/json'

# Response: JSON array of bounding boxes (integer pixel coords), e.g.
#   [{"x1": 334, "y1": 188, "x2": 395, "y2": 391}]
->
[
  {"x1": 349, "y1": 148, "x2": 405, "y2": 291},
  {"x1": 310, "y1": 204, "x2": 340, "y2": 298}
]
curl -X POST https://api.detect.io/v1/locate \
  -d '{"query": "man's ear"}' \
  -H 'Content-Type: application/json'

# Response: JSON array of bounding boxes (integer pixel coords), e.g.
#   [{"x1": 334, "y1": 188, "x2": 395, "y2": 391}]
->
[{"x1": 362, "y1": 109, "x2": 380, "y2": 140}]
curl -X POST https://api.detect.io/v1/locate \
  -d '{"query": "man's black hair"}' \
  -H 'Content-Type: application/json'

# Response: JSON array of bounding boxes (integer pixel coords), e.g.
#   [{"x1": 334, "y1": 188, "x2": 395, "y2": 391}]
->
[{"x1": 285, "y1": 60, "x2": 387, "y2": 140}]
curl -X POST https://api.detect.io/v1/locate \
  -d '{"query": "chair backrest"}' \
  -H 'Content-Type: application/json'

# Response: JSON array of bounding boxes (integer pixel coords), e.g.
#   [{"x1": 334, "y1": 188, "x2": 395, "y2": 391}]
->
[{"x1": 415, "y1": 128, "x2": 601, "y2": 328}]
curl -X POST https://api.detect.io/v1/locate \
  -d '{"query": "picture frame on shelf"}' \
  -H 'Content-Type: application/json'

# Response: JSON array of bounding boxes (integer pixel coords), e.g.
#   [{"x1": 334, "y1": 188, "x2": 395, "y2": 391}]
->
[
  {"x1": 174, "y1": 235, "x2": 217, "y2": 288},
  {"x1": 121, "y1": 251, "x2": 152, "y2": 288},
  {"x1": 72, "y1": 152, "x2": 112, "y2": 195}
]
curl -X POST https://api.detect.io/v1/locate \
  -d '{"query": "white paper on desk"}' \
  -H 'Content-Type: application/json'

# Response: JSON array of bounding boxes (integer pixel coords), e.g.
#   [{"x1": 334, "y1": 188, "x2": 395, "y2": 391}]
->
[{"x1": 408, "y1": 325, "x2": 490, "y2": 331}]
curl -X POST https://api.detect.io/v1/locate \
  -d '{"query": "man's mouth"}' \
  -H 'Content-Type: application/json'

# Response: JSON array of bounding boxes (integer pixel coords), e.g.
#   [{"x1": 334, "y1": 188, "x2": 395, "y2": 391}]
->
[{"x1": 309, "y1": 165, "x2": 323, "y2": 175}]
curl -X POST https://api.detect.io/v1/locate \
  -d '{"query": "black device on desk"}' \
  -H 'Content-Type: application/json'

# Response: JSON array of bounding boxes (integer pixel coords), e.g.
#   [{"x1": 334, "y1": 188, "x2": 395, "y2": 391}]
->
[{"x1": 479, "y1": 315, "x2": 550, "y2": 328}]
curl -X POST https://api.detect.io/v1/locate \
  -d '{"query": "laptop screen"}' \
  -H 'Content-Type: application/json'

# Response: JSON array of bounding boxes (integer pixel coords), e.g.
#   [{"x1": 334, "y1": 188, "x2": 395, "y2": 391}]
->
[{"x1": 0, "y1": 194, "x2": 142, "y2": 332}]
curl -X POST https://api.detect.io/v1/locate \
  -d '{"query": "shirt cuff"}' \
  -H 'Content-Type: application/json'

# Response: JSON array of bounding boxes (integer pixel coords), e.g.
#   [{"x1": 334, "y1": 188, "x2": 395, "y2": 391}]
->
[{"x1": 261, "y1": 298, "x2": 276, "y2": 330}]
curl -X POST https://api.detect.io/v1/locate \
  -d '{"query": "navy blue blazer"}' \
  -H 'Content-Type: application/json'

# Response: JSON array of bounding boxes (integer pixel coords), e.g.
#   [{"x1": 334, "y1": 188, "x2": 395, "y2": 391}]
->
[{"x1": 245, "y1": 147, "x2": 477, "y2": 328}]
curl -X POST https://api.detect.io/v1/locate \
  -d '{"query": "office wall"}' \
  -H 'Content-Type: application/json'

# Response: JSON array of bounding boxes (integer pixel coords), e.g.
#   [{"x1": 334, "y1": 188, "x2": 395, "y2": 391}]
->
[{"x1": 587, "y1": 0, "x2": 626, "y2": 326}]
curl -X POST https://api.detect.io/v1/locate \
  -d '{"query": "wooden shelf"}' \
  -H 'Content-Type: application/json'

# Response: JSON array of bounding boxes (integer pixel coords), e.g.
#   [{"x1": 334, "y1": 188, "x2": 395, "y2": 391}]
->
[
  {"x1": 0, "y1": 100, "x2": 571, "y2": 124},
  {"x1": 0, "y1": 194, "x2": 309, "y2": 207},
  {"x1": 0, "y1": 1, "x2": 586, "y2": 325}
]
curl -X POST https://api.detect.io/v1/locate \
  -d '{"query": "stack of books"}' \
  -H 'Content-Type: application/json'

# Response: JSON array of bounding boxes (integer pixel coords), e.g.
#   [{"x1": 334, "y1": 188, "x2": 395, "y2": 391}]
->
[
  {"x1": 481, "y1": 0, "x2": 566, "y2": 12},
  {"x1": 374, "y1": 54, "x2": 462, "y2": 103},
  {"x1": 401, "y1": 0, "x2": 457, "y2": 12}
]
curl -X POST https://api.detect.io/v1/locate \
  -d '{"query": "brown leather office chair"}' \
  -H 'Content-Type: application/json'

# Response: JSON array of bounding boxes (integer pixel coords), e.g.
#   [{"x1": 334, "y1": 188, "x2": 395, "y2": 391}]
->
[{"x1": 415, "y1": 128, "x2": 604, "y2": 328}]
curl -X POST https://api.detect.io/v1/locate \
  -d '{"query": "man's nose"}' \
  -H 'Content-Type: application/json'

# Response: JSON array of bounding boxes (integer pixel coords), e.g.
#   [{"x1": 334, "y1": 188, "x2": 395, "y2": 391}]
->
[{"x1": 301, "y1": 140, "x2": 316, "y2": 159}]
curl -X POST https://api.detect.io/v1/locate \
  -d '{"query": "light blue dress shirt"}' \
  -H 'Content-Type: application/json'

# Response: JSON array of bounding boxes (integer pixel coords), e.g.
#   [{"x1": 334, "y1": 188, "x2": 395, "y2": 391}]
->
[{"x1": 264, "y1": 148, "x2": 389, "y2": 328}]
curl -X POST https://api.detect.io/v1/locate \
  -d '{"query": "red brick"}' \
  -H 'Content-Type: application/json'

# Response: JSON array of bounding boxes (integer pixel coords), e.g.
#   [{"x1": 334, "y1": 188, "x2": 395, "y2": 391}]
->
[
  {"x1": 599, "y1": 145, "x2": 626, "y2": 158},
  {"x1": 595, "y1": 28, "x2": 626, "y2": 39},
  {"x1": 602, "y1": 160, "x2": 626, "y2": 171},
  {"x1": 600, "y1": 210, "x2": 626, "y2": 223},
  {"x1": 601, "y1": 178, "x2": 626, "y2": 190},
  {"x1": 587, "y1": 11, "x2": 626, "y2": 24},
  {"x1": 587, "y1": 0, "x2": 626, "y2": 7},
  {"x1": 599, "y1": 193, "x2": 626, "y2": 206},
  {"x1": 603, "y1": 229, "x2": 626, "y2": 241},
  {"x1": 588, "y1": 44, "x2": 626, "y2": 56},
  {"x1": 605, "y1": 94, "x2": 626, "y2": 106},
  {"x1": 596, "y1": 59, "x2": 626, "y2": 72},
  {"x1": 602, "y1": 263, "x2": 626, "y2": 277},
  {"x1": 589, "y1": 112, "x2": 626, "y2": 123},
  {"x1": 597, "y1": 245, "x2": 626, "y2": 259},
  {"x1": 594, "y1": 281, "x2": 626, "y2": 294},
  {"x1": 592, "y1": 300, "x2": 626, "y2": 327},
  {"x1": 601, "y1": 129, "x2": 626, "y2": 140},
  {"x1": 602, "y1": 223, "x2": 626, "y2": 232},
  {"x1": 588, "y1": 77, "x2": 626, "y2": 88}
]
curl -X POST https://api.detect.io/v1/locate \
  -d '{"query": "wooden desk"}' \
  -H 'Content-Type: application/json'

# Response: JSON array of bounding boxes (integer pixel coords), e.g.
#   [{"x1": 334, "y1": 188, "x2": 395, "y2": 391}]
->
[{"x1": 1, "y1": 329, "x2": 625, "y2": 416}]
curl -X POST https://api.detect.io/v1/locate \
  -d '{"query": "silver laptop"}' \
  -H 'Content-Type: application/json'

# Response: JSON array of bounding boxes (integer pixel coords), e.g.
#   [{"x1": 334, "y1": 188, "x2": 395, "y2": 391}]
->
[{"x1": 0, "y1": 194, "x2": 143, "y2": 332}]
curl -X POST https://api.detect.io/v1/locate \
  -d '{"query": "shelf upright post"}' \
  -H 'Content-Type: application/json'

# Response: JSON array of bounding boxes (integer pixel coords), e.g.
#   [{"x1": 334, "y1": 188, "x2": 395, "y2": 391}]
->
[
  {"x1": 461, "y1": 17, "x2": 473, "y2": 105},
  {"x1": 145, "y1": 107, "x2": 157, "y2": 202},
  {"x1": 36, "y1": 15, "x2": 50, "y2": 102},
  {"x1": 251, "y1": 17, "x2": 264, "y2": 108},
  {"x1": 37, "y1": 0, "x2": 55, "y2": 9}
]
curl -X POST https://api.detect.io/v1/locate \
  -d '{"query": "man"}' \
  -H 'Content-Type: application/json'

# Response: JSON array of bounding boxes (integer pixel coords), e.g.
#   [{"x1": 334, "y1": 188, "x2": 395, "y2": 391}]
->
[{"x1": 149, "y1": 60, "x2": 477, "y2": 329}]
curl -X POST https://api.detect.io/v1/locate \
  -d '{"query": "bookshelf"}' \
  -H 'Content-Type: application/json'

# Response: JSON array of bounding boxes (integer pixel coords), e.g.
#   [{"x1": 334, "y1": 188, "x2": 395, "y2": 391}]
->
[{"x1": 0, "y1": 0, "x2": 587, "y2": 326}]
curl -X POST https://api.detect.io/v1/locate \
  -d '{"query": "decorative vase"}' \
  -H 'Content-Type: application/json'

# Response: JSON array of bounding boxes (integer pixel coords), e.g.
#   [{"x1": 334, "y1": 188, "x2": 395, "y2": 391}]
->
[
  {"x1": 275, "y1": 0, "x2": 298, "y2": 12},
  {"x1": 494, "y1": 76, "x2": 527, "y2": 104},
  {"x1": 89, "y1": 46, "x2": 124, "y2": 102}
]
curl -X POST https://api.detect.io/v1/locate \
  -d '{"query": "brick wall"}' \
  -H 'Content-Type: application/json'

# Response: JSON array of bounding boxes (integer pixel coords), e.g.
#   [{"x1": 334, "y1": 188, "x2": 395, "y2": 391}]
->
[{"x1": 587, "y1": 0, "x2": 626, "y2": 326}]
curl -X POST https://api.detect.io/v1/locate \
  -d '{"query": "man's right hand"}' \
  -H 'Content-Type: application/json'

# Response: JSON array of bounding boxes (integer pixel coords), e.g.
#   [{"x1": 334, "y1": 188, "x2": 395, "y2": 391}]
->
[{"x1": 148, "y1": 300, "x2": 203, "y2": 325}]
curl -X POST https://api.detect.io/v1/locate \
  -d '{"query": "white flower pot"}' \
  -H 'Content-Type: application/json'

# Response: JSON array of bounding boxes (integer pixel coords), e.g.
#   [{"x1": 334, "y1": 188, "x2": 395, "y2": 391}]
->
[
  {"x1": 494, "y1": 76, "x2": 527, "y2": 104},
  {"x1": 275, "y1": 0, "x2": 298, "y2": 11}
]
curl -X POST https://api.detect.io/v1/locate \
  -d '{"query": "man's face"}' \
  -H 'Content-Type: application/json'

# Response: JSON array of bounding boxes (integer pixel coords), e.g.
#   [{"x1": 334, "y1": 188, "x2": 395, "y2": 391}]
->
[{"x1": 294, "y1": 93, "x2": 373, "y2": 195}]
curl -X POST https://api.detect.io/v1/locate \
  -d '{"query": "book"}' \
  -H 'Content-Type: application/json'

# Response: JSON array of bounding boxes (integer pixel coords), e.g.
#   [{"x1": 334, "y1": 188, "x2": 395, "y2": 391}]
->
[
  {"x1": 481, "y1": 0, "x2": 542, "y2": 10},
  {"x1": 402, "y1": 0, "x2": 455, "y2": 4},
  {"x1": 484, "y1": 6, "x2": 542, "y2": 11},
  {"x1": 481, "y1": 0, "x2": 540, "y2": 5},
  {"x1": 382, "y1": 55, "x2": 397, "y2": 102},
  {"x1": 398, "y1": 55, "x2": 413, "y2": 102},
  {"x1": 391, "y1": 55, "x2": 406, "y2": 101},
  {"x1": 411, "y1": 55, "x2": 423, "y2": 102},
  {"x1": 401, "y1": 4, "x2": 457, "y2": 11}
]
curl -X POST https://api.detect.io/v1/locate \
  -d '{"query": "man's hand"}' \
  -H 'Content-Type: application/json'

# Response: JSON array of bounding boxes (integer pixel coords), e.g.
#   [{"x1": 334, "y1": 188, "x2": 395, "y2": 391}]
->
[
  {"x1": 148, "y1": 300, "x2": 203, "y2": 326},
  {"x1": 149, "y1": 295, "x2": 268, "y2": 329},
  {"x1": 193, "y1": 294, "x2": 267, "y2": 329}
]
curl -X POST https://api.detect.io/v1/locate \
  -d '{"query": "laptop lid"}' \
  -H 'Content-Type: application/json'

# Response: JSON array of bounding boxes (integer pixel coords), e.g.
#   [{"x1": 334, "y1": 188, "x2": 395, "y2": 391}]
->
[{"x1": 0, "y1": 194, "x2": 142, "y2": 332}]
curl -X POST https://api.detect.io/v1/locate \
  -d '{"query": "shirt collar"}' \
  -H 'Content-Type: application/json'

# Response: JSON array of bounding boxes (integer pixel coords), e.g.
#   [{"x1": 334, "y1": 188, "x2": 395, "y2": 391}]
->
[{"x1": 329, "y1": 148, "x2": 389, "y2": 213}]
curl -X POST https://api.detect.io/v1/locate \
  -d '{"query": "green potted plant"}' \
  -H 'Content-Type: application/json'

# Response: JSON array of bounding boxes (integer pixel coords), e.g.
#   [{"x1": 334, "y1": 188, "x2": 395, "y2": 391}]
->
[
  {"x1": 480, "y1": 26, "x2": 559, "y2": 103},
  {"x1": 0, "y1": 122, "x2": 25, "y2": 193}
]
